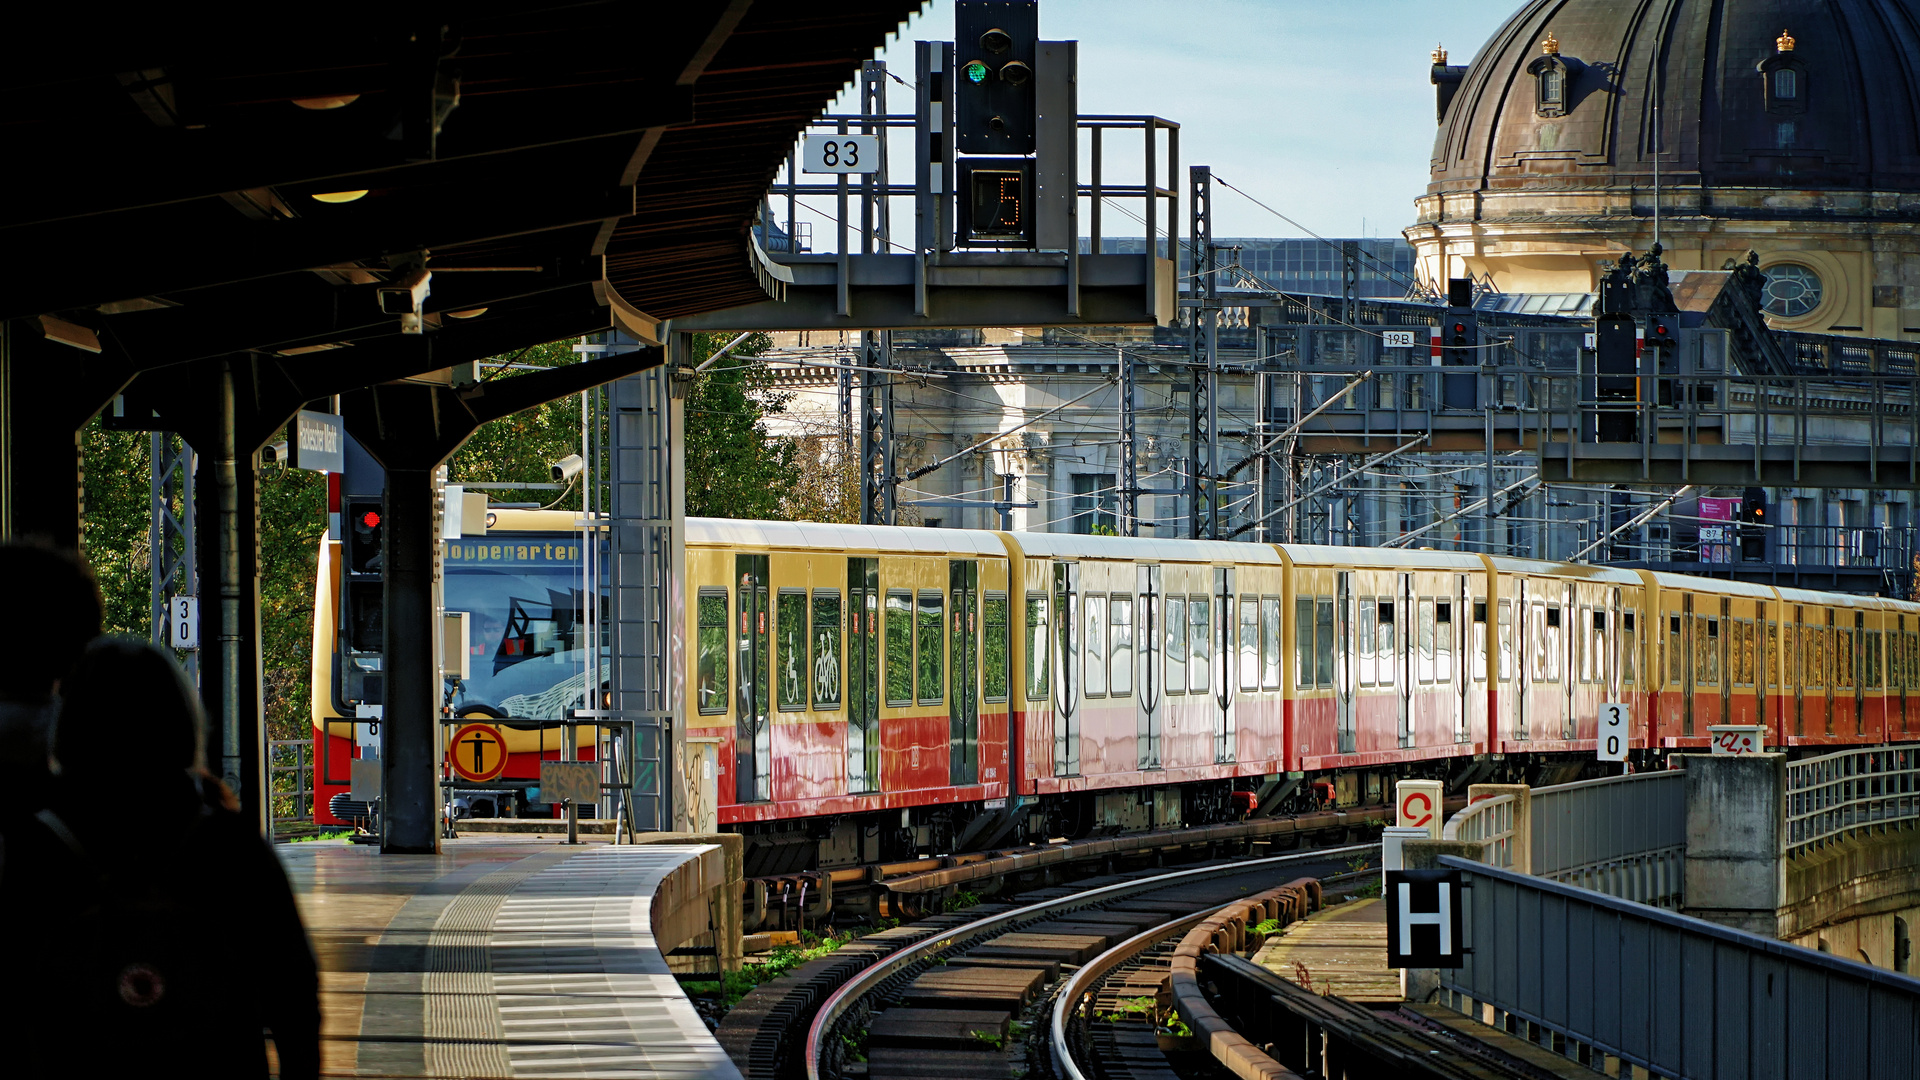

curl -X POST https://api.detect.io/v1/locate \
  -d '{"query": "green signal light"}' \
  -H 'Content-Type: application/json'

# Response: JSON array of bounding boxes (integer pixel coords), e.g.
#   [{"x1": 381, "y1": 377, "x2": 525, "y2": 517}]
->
[{"x1": 965, "y1": 59, "x2": 989, "y2": 83}]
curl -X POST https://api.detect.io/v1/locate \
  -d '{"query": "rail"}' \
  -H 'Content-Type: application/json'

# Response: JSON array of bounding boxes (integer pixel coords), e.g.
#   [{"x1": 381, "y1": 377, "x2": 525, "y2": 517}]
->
[
  {"x1": 1442, "y1": 793, "x2": 1517, "y2": 867},
  {"x1": 802, "y1": 843, "x2": 1375, "y2": 1080},
  {"x1": 1532, "y1": 770, "x2": 1686, "y2": 907},
  {"x1": 1785, "y1": 743, "x2": 1920, "y2": 857},
  {"x1": 1436, "y1": 855, "x2": 1920, "y2": 1079},
  {"x1": 1048, "y1": 909, "x2": 1216, "y2": 1080}
]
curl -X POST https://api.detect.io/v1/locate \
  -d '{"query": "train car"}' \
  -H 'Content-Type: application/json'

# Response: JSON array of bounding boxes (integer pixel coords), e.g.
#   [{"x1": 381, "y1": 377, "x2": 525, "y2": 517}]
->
[
  {"x1": 1639, "y1": 573, "x2": 1774, "y2": 750},
  {"x1": 1487, "y1": 558, "x2": 1646, "y2": 760}
]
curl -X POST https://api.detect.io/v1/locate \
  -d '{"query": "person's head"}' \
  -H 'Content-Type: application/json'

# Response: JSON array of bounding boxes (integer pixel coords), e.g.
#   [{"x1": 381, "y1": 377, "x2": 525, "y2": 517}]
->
[
  {"x1": 0, "y1": 542, "x2": 102, "y2": 701},
  {"x1": 53, "y1": 637, "x2": 205, "y2": 783}
]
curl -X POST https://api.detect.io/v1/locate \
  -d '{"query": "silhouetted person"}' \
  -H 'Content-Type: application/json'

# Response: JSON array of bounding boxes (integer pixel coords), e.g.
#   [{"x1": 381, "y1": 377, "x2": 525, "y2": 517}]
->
[
  {"x1": 0, "y1": 542, "x2": 101, "y2": 815},
  {"x1": 0, "y1": 638, "x2": 319, "y2": 1079}
]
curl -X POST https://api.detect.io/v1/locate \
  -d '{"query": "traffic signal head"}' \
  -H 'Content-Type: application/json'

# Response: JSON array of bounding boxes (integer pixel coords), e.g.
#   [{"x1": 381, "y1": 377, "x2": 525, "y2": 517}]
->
[
  {"x1": 344, "y1": 496, "x2": 385, "y2": 576},
  {"x1": 957, "y1": 158, "x2": 1034, "y2": 246},
  {"x1": 954, "y1": 1, "x2": 1038, "y2": 154},
  {"x1": 1647, "y1": 319, "x2": 1677, "y2": 348}
]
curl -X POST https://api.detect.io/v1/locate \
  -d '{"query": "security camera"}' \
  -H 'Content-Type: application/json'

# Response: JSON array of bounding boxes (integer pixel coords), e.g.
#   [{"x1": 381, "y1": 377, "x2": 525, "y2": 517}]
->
[
  {"x1": 377, "y1": 269, "x2": 432, "y2": 316},
  {"x1": 551, "y1": 454, "x2": 584, "y2": 483},
  {"x1": 262, "y1": 440, "x2": 290, "y2": 464}
]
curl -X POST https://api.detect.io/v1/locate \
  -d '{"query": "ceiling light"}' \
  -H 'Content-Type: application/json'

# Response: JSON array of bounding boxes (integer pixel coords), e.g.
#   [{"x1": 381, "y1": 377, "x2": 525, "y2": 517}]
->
[
  {"x1": 445, "y1": 308, "x2": 488, "y2": 319},
  {"x1": 292, "y1": 94, "x2": 360, "y2": 110},
  {"x1": 311, "y1": 190, "x2": 368, "y2": 204}
]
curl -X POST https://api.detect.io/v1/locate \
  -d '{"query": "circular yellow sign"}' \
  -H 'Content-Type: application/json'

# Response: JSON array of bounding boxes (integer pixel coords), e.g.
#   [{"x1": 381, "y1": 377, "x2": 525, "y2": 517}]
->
[{"x1": 447, "y1": 723, "x2": 508, "y2": 782}]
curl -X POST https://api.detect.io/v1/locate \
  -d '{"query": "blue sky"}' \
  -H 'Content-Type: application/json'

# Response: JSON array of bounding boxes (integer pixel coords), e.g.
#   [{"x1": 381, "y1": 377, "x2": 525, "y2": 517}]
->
[{"x1": 811, "y1": 0, "x2": 1513, "y2": 241}]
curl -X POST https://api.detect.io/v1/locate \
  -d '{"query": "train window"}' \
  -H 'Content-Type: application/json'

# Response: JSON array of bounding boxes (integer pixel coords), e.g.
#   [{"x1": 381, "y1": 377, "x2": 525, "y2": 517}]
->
[
  {"x1": 1261, "y1": 597, "x2": 1283, "y2": 690},
  {"x1": 1295, "y1": 598, "x2": 1315, "y2": 688},
  {"x1": 1806, "y1": 624, "x2": 1825, "y2": 689},
  {"x1": 1472, "y1": 602, "x2": 1488, "y2": 683},
  {"x1": 983, "y1": 593, "x2": 1010, "y2": 702},
  {"x1": 1357, "y1": 598, "x2": 1377, "y2": 686},
  {"x1": 1543, "y1": 606, "x2": 1562, "y2": 683},
  {"x1": 1765, "y1": 622, "x2": 1778, "y2": 689},
  {"x1": 1085, "y1": 594, "x2": 1108, "y2": 697},
  {"x1": 1867, "y1": 629, "x2": 1883, "y2": 689},
  {"x1": 1375, "y1": 601, "x2": 1396, "y2": 687},
  {"x1": 1238, "y1": 599, "x2": 1260, "y2": 692},
  {"x1": 1697, "y1": 618, "x2": 1717, "y2": 687},
  {"x1": 1436, "y1": 601, "x2": 1453, "y2": 683},
  {"x1": 810, "y1": 590, "x2": 842, "y2": 711},
  {"x1": 1497, "y1": 600, "x2": 1513, "y2": 681},
  {"x1": 1416, "y1": 598, "x2": 1435, "y2": 684},
  {"x1": 696, "y1": 589, "x2": 729, "y2": 714},
  {"x1": 1189, "y1": 596, "x2": 1211, "y2": 693},
  {"x1": 917, "y1": 591, "x2": 945, "y2": 705},
  {"x1": 1622, "y1": 612, "x2": 1637, "y2": 686},
  {"x1": 1166, "y1": 596, "x2": 1188, "y2": 693},
  {"x1": 1315, "y1": 597, "x2": 1336, "y2": 688},
  {"x1": 1025, "y1": 593, "x2": 1050, "y2": 700},
  {"x1": 1593, "y1": 610, "x2": 1609, "y2": 686},
  {"x1": 1890, "y1": 628, "x2": 1905, "y2": 691},
  {"x1": 1908, "y1": 631, "x2": 1919, "y2": 688},
  {"x1": 885, "y1": 590, "x2": 914, "y2": 706},
  {"x1": 1110, "y1": 597, "x2": 1134, "y2": 696},
  {"x1": 1668, "y1": 615, "x2": 1682, "y2": 686},
  {"x1": 776, "y1": 590, "x2": 809, "y2": 712},
  {"x1": 1743, "y1": 621, "x2": 1758, "y2": 686},
  {"x1": 1836, "y1": 627, "x2": 1855, "y2": 690}
]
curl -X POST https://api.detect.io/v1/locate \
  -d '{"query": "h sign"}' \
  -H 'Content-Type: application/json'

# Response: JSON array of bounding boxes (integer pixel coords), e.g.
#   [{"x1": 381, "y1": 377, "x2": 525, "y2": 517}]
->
[{"x1": 1385, "y1": 868, "x2": 1465, "y2": 968}]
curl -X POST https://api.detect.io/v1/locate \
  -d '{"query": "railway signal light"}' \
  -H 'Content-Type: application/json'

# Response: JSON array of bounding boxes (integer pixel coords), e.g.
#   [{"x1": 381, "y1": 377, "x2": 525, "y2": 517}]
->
[
  {"x1": 957, "y1": 158, "x2": 1034, "y2": 246},
  {"x1": 954, "y1": 0, "x2": 1038, "y2": 154},
  {"x1": 342, "y1": 495, "x2": 385, "y2": 652}
]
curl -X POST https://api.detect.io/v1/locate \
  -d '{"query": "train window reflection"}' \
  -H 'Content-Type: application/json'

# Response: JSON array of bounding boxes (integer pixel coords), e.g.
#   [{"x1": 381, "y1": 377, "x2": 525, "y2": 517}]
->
[
  {"x1": 1436, "y1": 601, "x2": 1453, "y2": 683},
  {"x1": 1622, "y1": 612, "x2": 1637, "y2": 686},
  {"x1": 1416, "y1": 599, "x2": 1435, "y2": 684},
  {"x1": 1085, "y1": 594, "x2": 1108, "y2": 697},
  {"x1": 1188, "y1": 596, "x2": 1210, "y2": 693},
  {"x1": 776, "y1": 590, "x2": 808, "y2": 712},
  {"x1": 1295, "y1": 597, "x2": 1315, "y2": 688},
  {"x1": 812, "y1": 590, "x2": 842, "y2": 710},
  {"x1": 1314, "y1": 597, "x2": 1335, "y2": 689},
  {"x1": 1472, "y1": 601, "x2": 1488, "y2": 683},
  {"x1": 1261, "y1": 597, "x2": 1282, "y2": 690},
  {"x1": 1239, "y1": 599, "x2": 1260, "y2": 692},
  {"x1": 917, "y1": 591, "x2": 944, "y2": 705},
  {"x1": 1375, "y1": 601, "x2": 1395, "y2": 687},
  {"x1": 1358, "y1": 597, "x2": 1376, "y2": 686},
  {"x1": 696, "y1": 589, "x2": 728, "y2": 714},
  {"x1": 1166, "y1": 596, "x2": 1187, "y2": 693},
  {"x1": 1498, "y1": 600, "x2": 1513, "y2": 682},
  {"x1": 886, "y1": 590, "x2": 913, "y2": 705},
  {"x1": 983, "y1": 594, "x2": 1009, "y2": 703},
  {"x1": 1025, "y1": 594, "x2": 1050, "y2": 700},
  {"x1": 1111, "y1": 597, "x2": 1134, "y2": 696}
]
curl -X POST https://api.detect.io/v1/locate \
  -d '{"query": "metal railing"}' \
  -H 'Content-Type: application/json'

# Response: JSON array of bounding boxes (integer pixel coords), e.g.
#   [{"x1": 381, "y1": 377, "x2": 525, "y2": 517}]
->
[
  {"x1": 1776, "y1": 524, "x2": 1917, "y2": 570},
  {"x1": 268, "y1": 738, "x2": 314, "y2": 834},
  {"x1": 1436, "y1": 855, "x2": 1920, "y2": 1080},
  {"x1": 1785, "y1": 744, "x2": 1920, "y2": 857},
  {"x1": 1532, "y1": 771, "x2": 1686, "y2": 908},
  {"x1": 1442, "y1": 793, "x2": 1517, "y2": 868}
]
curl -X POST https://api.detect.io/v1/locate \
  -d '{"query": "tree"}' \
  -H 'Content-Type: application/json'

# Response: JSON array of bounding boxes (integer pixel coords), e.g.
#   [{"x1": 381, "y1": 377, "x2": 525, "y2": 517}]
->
[{"x1": 683, "y1": 333, "x2": 800, "y2": 519}]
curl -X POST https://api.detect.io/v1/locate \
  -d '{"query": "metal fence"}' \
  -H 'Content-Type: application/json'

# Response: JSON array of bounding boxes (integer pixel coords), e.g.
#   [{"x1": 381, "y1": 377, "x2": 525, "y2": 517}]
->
[
  {"x1": 1442, "y1": 793, "x2": 1518, "y2": 868},
  {"x1": 1532, "y1": 771, "x2": 1686, "y2": 908},
  {"x1": 268, "y1": 738, "x2": 314, "y2": 834},
  {"x1": 1436, "y1": 855, "x2": 1920, "y2": 1080},
  {"x1": 1785, "y1": 744, "x2": 1920, "y2": 858}
]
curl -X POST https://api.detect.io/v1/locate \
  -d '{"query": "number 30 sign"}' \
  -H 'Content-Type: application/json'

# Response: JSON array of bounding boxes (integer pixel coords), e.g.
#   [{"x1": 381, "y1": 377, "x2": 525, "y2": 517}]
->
[{"x1": 803, "y1": 135, "x2": 880, "y2": 174}]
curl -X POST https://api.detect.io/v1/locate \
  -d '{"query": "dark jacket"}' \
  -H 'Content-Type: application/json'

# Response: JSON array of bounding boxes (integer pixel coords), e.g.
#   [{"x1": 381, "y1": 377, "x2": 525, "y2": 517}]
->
[{"x1": 0, "y1": 772, "x2": 320, "y2": 1079}]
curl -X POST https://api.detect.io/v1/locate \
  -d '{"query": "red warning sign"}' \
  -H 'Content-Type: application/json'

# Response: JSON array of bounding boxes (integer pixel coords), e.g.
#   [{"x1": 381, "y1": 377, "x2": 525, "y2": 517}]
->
[
  {"x1": 447, "y1": 723, "x2": 508, "y2": 782},
  {"x1": 1396, "y1": 780, "x2": 1444, "y2": 838}
]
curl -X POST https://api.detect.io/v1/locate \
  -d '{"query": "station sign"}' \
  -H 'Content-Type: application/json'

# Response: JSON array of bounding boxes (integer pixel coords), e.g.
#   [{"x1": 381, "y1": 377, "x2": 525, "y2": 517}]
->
[
  {"x1": 291, "y1": 409, "x2": 346, "y2": 474},
  {"x1": 1598, "y1": 703, "x2": 1629, "y2": 761},
  {"x1": 1385, "y1": 868, "x2": 1465, "y2": 968},
  {"x1": 1395, "y1": 779, "x2": 1444, "y2": 839},
  {"x1": 802, "y1": 135, "x2": 880, "y2": 174}
]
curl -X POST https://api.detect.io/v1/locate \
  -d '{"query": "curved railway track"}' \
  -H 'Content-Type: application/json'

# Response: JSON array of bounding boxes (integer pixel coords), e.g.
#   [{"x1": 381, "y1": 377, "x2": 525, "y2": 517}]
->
[{"x1": 799, "y1": 845, "x2": 1377, "y2": 1080}]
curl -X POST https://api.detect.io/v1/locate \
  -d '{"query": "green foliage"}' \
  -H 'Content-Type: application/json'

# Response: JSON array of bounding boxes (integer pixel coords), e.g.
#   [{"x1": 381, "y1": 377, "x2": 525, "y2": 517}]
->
[
  {"x1": 969, "y1": 1029, "x2": 1005, "y2": 1050},
  {"x1": 445, "y1": 339, "x2": 584, "y2": 510},
  {"x1": 1251, "y1": 918, "x2": 1280, "y2": 935},
  {"x1": 682, "y1": 332, "x2": 800, "y2": 520},
  {"x1": 686, "y1": 929, "x2": 855, "y2": 1010},
  {"x1": 943, "y1": 889, "x2": 981, "y2": 912}
]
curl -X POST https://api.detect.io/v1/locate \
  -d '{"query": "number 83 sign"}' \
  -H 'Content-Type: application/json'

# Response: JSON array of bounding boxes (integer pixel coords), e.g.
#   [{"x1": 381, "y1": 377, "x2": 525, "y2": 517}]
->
[{"x1": 803, "y1": 135, "x2": 879, "y2": 174}]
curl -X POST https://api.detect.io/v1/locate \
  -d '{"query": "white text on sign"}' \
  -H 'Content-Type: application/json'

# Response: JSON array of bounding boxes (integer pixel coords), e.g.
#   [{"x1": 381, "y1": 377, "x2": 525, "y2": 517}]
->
[
  {"x1": 802, "y1": 135, "x2": 880, "y2": 174},
  {"x1": 1598, "y1": 702, "x2": 1629, "y2": 762}
]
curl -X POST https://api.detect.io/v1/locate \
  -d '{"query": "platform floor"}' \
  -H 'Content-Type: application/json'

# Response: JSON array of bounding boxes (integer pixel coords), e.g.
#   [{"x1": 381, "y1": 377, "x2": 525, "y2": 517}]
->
[
  {"x1": 1252, "y1": 895, "x2": 1402, "y2": 1003},
  {"x1": 280, "y1": 837, "x2": 741, "y2": 1079}
]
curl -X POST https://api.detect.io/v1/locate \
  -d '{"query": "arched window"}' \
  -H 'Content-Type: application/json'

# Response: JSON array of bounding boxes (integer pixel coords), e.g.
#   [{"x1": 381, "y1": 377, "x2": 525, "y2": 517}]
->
[
  {"x1": 1775, "y1": 68, "x2": 1797, "y2": 99},
  {"x1": 1541, "y1": 68, "x2": 1564, "y2": 109}
]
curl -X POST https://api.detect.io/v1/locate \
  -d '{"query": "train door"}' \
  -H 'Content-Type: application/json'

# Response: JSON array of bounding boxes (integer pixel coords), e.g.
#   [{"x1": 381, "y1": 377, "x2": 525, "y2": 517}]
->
[
  {"x1": 1897, "y1": 616, "x2": 1909, "y2": 738},
  {"x1": 1719, "y1": 599, "x2": 1732, "y2": 728},
  {"x1": 1215, "y1": 567, "x2": 1235, "y2": 763},
  {"x1": 1455, "y1": 576, "x2": 1471, "y2": 744},
  {"x1": 950, "y1": 560, "x2": 979, "y2": 786},
  {"x1": 1606, "y1": 589, "x2": 1621, "y2": 721},
  {"x1": 1852, "y1": 611, "x2": 1867, "y2": 736},
  {"x1": 848, "y1": 558, "x2": 880, "y2": 792},
  {"x1": 1825, "y1": 608, "x2": 1839, "y2": 736},
  {"x1": 735, "y1": 554, "x2": 771, "y2": 802},
  {"x1": 1514, "y1": 579, "x2": 1530, "y2": 742},
  {"x1": 1053, "y1": 561, "x2": 1080, "y2": 776},
  {"x1": 1562, "y1": 584, "x2": 1576, "y2": 740},
  {"x1": 1398, "y1": 573, "x2": 1414, "y2": 748},
  {"x1": 1136, "y1": 564, "x2": 1162, "y2": 770},
  {"x1": 1336, "y1": 571, "x2": 1356, "y2": 753},
  {"x1": 1682, "y1": 593, "x2": 1695, "y2": 737},
  {"x1": 1791, "y1": 607, "x2": 1804, "y2": 737}
]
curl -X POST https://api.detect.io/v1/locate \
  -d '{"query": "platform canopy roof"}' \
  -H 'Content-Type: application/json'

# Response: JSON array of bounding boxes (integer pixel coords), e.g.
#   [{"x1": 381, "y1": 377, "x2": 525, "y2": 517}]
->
[{"x1": 2, "y1": 2, "x2": 919, "y2": 417}]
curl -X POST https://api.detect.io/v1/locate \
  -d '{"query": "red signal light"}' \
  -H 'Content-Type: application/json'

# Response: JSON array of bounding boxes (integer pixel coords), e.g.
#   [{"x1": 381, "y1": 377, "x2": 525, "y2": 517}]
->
[{"x1": 361, "y1": 510, "x2": 381, "y2": 528}]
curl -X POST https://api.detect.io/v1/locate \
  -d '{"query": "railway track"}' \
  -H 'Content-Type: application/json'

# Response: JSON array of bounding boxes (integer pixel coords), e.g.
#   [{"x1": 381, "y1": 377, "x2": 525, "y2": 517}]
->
[{"x1": 796, "y1": 845, "x2": 1376, "y2": 1080}]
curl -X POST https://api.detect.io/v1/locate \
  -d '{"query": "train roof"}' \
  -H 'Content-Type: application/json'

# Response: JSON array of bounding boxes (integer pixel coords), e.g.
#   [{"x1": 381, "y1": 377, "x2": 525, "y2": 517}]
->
[
  {"x1": 1642, "y1": 571, "x2": 1788, "y2": 600},
  {"x1": 686, "y1": 517, "x2": 1008, "y2": 556},
  {"x1": 1281, "y1": 544, "x2": 1485, "y2": 570},
  {"x1": 1007, "y1": 532, "x2": 1282, "y2": 564}
]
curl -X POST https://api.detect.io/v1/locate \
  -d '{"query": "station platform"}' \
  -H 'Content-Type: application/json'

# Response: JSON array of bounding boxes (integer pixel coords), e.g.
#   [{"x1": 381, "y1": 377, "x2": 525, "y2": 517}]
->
[{"x1": 280, "y1": 836, "x2": 743, "y2": 1079}]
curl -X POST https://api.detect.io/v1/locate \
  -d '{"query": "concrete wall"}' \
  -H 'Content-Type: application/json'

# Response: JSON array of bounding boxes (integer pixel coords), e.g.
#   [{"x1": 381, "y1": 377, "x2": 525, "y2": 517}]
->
[{"x1": 1681, "y1": 753, "x2": 1790, "y2": 936}]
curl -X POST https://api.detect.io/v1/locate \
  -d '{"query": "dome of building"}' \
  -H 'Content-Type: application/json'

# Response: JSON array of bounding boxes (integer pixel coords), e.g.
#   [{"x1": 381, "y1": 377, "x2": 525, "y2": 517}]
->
[{"x1": 1406, "y1": 0, "x2": 1920, "y2": 338}]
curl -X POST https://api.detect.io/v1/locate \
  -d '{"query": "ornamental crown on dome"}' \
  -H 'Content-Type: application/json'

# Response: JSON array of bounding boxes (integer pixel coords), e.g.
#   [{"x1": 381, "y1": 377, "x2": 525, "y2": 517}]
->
[
  {"x1": 1431, "y1": 42, "x2": 1448, "y2": 64},
  {"x1": 1778, "y1": 28, "x2": 1795, "y2": 52},
  {"x1": 1541, "y1": 30, "x2": 1560, "y2": 55}
]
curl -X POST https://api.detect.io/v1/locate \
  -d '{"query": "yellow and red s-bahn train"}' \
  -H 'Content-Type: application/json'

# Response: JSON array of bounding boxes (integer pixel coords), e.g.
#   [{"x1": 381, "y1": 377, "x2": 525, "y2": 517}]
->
[{"x1": 318, "y1": 513, "x2": 1920, "y2": 868}]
